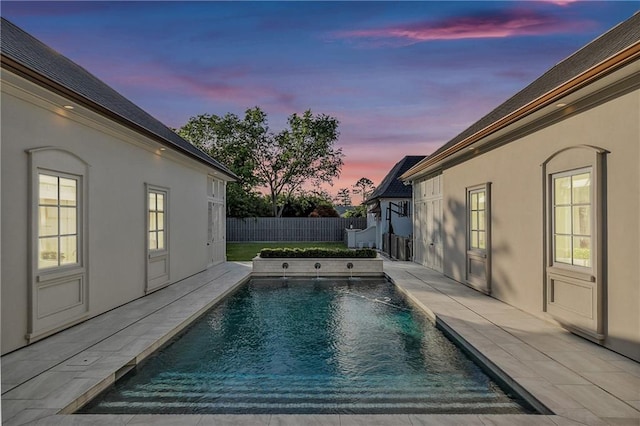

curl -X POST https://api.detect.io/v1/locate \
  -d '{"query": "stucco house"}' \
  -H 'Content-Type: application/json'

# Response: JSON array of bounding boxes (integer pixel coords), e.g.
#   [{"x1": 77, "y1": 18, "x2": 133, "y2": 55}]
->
[
  {"x1": 365, "y1": 155, "x2": 425, "y2": 256},
  {"x1": 402, "y1": 13, "x2": 640, "y2": 362},
  {"x1": 0, "y1": 18, "x2": 237, "y2": 355}
]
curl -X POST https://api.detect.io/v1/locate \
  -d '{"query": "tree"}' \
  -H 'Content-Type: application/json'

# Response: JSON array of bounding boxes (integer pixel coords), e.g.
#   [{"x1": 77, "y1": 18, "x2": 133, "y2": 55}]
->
[
  {"x1": 344, "y1": 205, "x2": 367, "y2": 218},
  {"x1": 179, "y1": 107, "x2": 343, "y2": 218},
  {"x1": 335, "y1": 187, "x2": 352, "y2": 206},
  {"x1": 254, "y1": 110, "x2": 344, "y2": 217},
  {"x1": 178, "y1": 108, "x2": 269, "y2": 217},
  {"x1": 280, "y1": 190, "x2": 335, "y2": 217},
  {"x1": 309, "y1": 205, "x2": 340, "y2": 217},
  {"x1": 352, "y1": 177, "x2": 376, "y2": 204}
]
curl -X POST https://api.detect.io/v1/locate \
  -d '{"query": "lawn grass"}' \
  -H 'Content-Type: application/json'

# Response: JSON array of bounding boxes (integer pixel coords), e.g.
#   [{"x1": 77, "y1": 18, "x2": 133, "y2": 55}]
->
[{"x1": 227, "y1": 241, "x2": 347, "y2": 261}]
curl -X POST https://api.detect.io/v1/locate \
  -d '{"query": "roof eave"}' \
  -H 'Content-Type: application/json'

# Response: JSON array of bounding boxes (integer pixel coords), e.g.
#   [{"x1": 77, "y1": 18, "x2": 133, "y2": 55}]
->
[
  {"x1": 401, "y1": 40, "x2": 640, "y2": 182},
  {"x1": 1, "y1": 54, "x2": 238, "y2": 181}
]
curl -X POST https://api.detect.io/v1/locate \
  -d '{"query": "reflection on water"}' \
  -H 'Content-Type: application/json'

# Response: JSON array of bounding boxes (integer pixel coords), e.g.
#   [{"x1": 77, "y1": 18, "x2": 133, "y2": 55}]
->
[{"x1": 80, "y1": 278, "x2": 535, "y2": 415}]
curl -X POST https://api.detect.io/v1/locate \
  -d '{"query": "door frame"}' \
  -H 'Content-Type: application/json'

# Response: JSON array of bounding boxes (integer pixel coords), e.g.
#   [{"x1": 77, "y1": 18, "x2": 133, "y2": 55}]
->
[
  {"x1": 145, "y1": 184, "x2": 170, "y2": 293},
  {"x1": 466, "y1": 182, "x2": 491, "y2": 294}
]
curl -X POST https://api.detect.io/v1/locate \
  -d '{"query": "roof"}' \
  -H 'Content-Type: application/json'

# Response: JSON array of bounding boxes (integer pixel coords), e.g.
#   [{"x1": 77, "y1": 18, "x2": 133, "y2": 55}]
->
[
  {"x1": 403, "y1": 11, "x2": 640, "y2": 180},
  {"x1": 366, "y1": 155, "x2": 426, "y2": 203},
  {"x1": 0, "y1": 18, "x2": 237, "y2": 179}
]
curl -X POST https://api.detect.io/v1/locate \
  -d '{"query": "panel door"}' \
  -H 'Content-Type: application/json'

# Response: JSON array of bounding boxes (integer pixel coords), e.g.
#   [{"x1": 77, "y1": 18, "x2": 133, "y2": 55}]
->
[
  {"x1": 413, "y1": 201, "x2": 426, "y2": 265},
  {"x1": 426, "y1": 198, "x2": 443, "y2": 272},
  {"x1": 208, "y1": 200, "x2": 225, "y2": 266},
  {"x1": 466, "y1": 184, "x2": 491, "y2": 294},
  {"x1": 146, "y1": 186, "x2": 170, "y2": 293}
]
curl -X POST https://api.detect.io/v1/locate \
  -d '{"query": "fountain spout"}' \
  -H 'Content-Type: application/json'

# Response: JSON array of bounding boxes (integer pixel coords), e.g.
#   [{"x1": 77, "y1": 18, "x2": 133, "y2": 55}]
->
[{"x1": 346, "y1": 262, "x2": 354, "y2": 279}]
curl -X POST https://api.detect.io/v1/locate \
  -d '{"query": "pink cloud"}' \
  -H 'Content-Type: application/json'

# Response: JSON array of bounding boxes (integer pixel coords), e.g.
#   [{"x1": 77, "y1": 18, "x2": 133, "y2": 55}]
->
[
  {"x1": 91, "y1": 58, "x2": 298, "y2": 112},
  {"x1": 335, "y1": 10, "x2": 593, "y2": 45},
  {"x1": 539, "y1": 0, "x2": 581, "y2": 6}
]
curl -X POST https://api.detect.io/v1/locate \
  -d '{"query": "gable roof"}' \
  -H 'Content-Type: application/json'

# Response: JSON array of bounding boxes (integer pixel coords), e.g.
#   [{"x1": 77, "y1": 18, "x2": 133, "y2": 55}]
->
[
  {"x1": 402, "y1": 12, "x2": 640, "y2": 180},
  {"x1": 366, "y1": 155, "x2": 426, "y2": 203},
  {"x1": 0, "y1": 18, "x2": 237, "y2": 179}
]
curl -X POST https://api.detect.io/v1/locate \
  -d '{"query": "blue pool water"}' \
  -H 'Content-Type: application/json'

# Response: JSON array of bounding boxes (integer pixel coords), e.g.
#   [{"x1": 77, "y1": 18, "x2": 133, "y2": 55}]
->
[{"x1": 80, "y1": 278, "x2": 535, "y2": 414}]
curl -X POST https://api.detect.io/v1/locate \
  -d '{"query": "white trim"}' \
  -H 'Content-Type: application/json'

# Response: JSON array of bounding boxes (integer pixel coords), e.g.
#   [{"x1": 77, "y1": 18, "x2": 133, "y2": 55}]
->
[
  {"x1": 465, "y1": 182, "x2": 492, "y2": 294},
  {"x1": 145, "y1": 184, "x2": 170, "y2": 293},
  {"x1": 542, "y1": 145, "x2": 606, "y2": 342},
  {"x1": 27, "y1": 148, "x2": 89, "y2": 343}
]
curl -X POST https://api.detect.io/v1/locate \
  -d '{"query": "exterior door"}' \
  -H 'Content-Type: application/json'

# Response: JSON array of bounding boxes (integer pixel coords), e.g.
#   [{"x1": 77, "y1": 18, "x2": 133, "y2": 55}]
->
[
  {"x1": 146, "y1": 185, "x2": 170, "y2": 293},
  {"x1": 208, "y1": 200, "x2": 225, "y2": 266},
  {"x1": 413, "y1": 200, "x2": 426, "y2": 265},
  {"x1": 413, "y1": 175, "x2": 443, "y2": 272},
  {"x1": 425, "y1": 197, "x2": 443, "y2": 272},
  {"x1": 543, "y1": 146, "x2": 605, "y2": 342},
  {"x1": 207, "y1": 177, "x2": 226, "y2": 266},
  {"x1": 466, "y1": 184, "x2": 491, "y2": 294}
]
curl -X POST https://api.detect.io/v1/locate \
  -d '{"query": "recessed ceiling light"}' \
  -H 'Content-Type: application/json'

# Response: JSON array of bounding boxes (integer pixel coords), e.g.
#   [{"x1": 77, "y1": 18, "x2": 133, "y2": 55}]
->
[
  {"x1": 63, "y1": 105, "x2": 74, "y2": 110},
  {"x1": 556, "y1": 103, "x2": 567, "y2": 108},
  {"x1": 159, "y1": 147, "x2": 166, "y2": 151}
]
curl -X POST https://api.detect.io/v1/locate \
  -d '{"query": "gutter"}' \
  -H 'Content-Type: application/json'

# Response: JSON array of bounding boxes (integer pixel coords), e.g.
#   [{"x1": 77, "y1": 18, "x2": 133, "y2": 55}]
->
[{"x1": 401, "y1": 40, "x2": 640, "y2": 181}]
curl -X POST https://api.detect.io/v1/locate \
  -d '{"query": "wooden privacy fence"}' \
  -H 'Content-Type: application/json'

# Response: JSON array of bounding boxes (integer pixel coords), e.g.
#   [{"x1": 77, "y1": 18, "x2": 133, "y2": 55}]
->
[{"x1": 227, "y1": 217, "x2": 367, "y2": 242}]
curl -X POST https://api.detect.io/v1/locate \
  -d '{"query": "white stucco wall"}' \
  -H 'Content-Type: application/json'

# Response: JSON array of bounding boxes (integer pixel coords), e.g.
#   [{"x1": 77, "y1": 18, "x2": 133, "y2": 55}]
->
[
  {"x1": 368, "y1": 199, "x2": 413, "y2": 249},
  {"x1": 440, "y1": 86, "x2": 639, "y2": 361},
  {"x1": 1, "y1": 71, "x2": 227, "y2": 354}
]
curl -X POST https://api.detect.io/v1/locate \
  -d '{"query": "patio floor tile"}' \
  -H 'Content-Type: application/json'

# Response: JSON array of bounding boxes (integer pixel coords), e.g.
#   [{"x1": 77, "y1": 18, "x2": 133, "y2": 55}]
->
[{"x1": 2, "y1": 260, "x2": 638, "y2": 426}]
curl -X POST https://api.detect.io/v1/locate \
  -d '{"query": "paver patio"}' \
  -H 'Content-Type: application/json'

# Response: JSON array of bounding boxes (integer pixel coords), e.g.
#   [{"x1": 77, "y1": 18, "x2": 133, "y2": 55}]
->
[{"x1": 2, "y1": 260, "x2": 638, "y2": 425}]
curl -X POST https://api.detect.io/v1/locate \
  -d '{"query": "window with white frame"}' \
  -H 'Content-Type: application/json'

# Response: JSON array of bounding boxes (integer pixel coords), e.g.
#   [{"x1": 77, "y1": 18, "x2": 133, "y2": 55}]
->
[
  {"x1": 468, "y1": 188, "x2": 487, "y2": 251},
  {"x1": 552, "y1": 168, "x2": 592, "y2": 268},
  {"x1": 148, "y1": 189, "x2": 166, "y2": 251},
  {"x1": 38, "y1": 172, "x2": 79, "y2": 269}
]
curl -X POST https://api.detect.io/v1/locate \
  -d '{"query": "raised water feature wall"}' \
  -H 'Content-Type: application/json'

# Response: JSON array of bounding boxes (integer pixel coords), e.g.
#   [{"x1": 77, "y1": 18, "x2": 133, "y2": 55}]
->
[{"x1": 252, "y1": 256, "x2": 383, "y2": 277}]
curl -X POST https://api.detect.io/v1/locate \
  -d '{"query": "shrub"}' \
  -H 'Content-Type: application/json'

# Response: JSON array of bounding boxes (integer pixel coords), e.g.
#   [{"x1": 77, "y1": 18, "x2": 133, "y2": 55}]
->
[
  {"x1": 309, "y1": 205, "x2": 340, "y2": 217},
  {"x1": 259, "y1": 248, "x2": 377, "y2": 258}
]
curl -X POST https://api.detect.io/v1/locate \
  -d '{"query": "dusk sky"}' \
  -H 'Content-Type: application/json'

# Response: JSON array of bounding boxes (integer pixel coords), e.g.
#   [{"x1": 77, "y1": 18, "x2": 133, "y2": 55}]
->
[{"x1": 3, "y1": 1, "x2": 638, "y2": 198}]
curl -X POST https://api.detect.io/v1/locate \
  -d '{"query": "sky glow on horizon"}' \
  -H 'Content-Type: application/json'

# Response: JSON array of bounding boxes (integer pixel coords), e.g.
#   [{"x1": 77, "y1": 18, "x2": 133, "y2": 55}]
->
[{"x1": 3, "y1": 1, "x2": 638, "y2": 199}]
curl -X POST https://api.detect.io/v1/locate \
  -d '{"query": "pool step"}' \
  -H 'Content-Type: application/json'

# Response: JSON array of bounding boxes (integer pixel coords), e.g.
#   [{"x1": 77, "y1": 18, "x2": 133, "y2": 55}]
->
[{"x1": 89, "y1": 375, "x2": 525, "y2": 414}]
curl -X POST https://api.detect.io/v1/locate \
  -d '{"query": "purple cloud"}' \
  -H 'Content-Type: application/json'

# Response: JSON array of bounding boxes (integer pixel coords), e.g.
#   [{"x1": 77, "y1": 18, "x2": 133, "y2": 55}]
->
[{"x1": 335, "y1": 9, "x2": 594, "y2": 46}]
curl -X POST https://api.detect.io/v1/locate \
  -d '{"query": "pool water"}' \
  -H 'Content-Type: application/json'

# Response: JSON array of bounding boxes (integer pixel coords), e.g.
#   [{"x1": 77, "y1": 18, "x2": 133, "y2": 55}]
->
[{"x1": 80, "y1": 278, "x2": 535, "y2": 414}]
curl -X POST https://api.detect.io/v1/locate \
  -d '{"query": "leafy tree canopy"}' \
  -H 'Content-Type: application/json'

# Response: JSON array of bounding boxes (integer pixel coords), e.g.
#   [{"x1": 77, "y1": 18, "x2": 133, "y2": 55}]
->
[
  {"x1": 178, "y1": 107, "x2": 344, "y2": 218},
  {"x1": 343, "y1": 204, "x2": 367, "y2": 218},
  {"x1": 280, "y1": 190, "x2": 334, "y2": 218},
  {"x1": 256, "y1": 110, "x2": 343, "y2": 217}
]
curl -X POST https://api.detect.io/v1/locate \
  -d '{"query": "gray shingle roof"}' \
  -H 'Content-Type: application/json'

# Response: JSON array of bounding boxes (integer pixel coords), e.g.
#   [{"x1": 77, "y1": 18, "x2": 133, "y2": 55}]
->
[
  {"x1": 0, "y1": 18, "x2": 237, "y2": 179},
  {"x1": 406, "y1": 11, "x2": 640, "y2": 176},
  {"x1": 366, "y1": 155, "x2": 426, "y2": 202}
]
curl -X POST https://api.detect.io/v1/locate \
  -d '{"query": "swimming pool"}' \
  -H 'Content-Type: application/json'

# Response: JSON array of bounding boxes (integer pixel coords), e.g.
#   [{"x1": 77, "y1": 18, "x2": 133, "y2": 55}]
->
[{"x1": 80, "y1": 278, "x2": 536, "y2": 415}]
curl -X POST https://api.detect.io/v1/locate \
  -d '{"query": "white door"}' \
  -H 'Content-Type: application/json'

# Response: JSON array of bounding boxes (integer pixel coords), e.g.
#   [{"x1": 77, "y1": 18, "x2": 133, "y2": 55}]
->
[
  {"x1": 425, "y1": 198, "x2": 443, "y2": 272},
  {"x1": 146, "y1": 185, "x2": 170, "y2": 293},
  {"x1": 208, "y1": 200, "x2": 225, "y2": 266},
  {"x1": 413, "y1": 201, "x2": 426, "y2": 265},
  {"x1": 415, "y1": 175, "x2": 443, "y2": 272}
]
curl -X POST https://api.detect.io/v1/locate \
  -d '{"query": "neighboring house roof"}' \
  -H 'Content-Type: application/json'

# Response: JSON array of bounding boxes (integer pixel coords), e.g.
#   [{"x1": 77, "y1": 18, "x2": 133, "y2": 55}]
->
[
  {"x1": 402, "y1": 12, "x2": 640, "y2": 180},
  {"x1": 366, "y1": 155, "x2": 426, "y2": 203},
  {"x1": 0, "y1": 18, "x2": 237, "y2": 180}
]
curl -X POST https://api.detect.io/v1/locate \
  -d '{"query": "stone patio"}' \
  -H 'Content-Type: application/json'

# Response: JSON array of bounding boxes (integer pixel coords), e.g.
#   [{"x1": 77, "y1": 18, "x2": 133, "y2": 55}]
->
[{"x1": 2, "y1": 260, "x2": 638, "y2": 425}]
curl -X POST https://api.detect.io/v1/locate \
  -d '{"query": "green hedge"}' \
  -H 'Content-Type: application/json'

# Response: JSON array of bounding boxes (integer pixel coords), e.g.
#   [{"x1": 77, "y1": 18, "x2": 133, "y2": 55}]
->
[{"x1": 259, "y1": 248, "x2": 377, "y2": 258}]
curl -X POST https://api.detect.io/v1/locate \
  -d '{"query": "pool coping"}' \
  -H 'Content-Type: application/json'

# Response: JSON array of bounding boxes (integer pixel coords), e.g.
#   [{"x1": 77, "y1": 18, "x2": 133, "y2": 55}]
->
[{"x1": 2, "y1": 260, "x2": 638, "y2": 425}]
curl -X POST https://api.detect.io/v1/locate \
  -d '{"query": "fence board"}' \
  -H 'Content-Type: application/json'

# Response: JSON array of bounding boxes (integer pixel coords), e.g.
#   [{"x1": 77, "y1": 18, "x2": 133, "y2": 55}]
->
[{"x1": 227, "y1": 217, "x2": 367, "y2": 242}]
